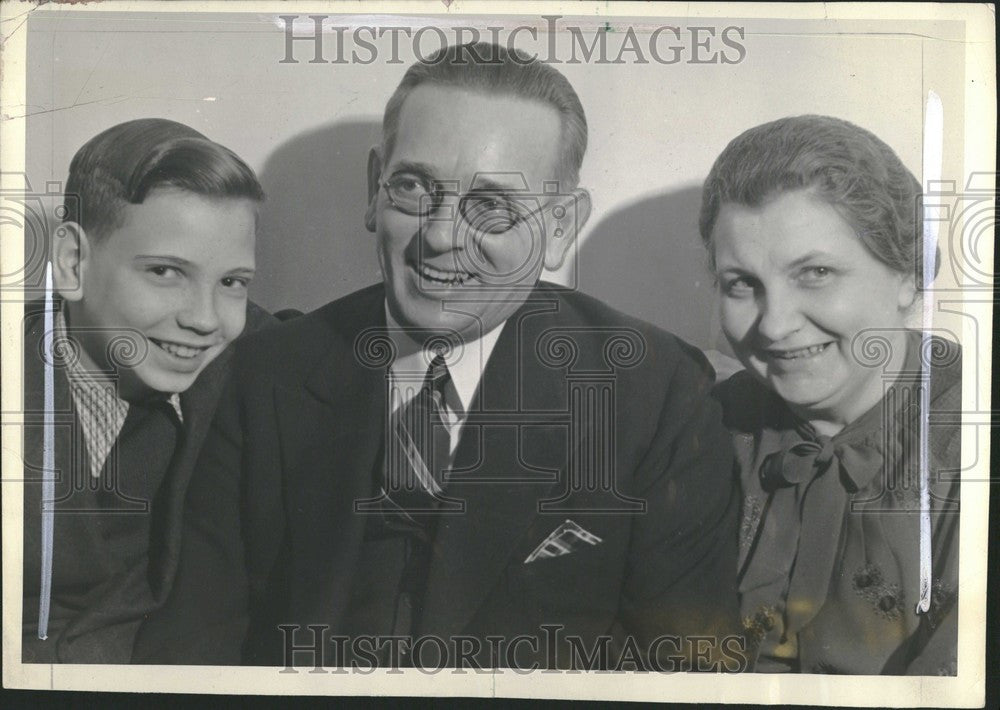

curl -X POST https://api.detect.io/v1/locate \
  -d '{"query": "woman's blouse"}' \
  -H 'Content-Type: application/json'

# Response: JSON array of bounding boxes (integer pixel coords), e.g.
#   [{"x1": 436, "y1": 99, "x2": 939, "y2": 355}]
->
[{"x1": 715, "y1": 332, "x2": 961, "y2": 675}]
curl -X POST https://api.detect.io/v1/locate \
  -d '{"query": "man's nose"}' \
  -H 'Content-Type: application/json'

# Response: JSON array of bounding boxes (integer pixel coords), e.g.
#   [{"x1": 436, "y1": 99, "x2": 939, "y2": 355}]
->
[
  {"x1": 419, "y1": 195, "x2": 468, "y2": 254},
  {"x1": 755, "y1": 289, "x2": 805, "y2": 343},
  {"x1": 176, "y1": 285, "x2": 221, "y2": 335}
]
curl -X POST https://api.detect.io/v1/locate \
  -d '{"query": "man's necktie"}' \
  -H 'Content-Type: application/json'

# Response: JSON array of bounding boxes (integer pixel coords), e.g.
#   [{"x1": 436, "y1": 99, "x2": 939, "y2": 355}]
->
[
  {"x1": 381, "y1": 354, "x2": 454, "y2": 644},
  {"x1": 383, "y1": 353, "x2": 453, "y2": 519}
]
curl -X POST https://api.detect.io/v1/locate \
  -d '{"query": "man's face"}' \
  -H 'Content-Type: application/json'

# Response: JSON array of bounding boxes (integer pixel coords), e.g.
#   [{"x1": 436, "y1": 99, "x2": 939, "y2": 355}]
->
[
  {"x1": 66, "y1": 189, "x2": 257, "y2": 400},
  {"x1": 367, "y1": 84, "x2": 584, "y2": 342}
]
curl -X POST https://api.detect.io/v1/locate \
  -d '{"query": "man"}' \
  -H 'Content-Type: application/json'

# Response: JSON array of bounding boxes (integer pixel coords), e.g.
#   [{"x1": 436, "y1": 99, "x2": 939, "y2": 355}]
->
[
  {"x1": 135, "y1": 43, "x2": 740, "y2": 670},
  {"x1": 22, "y1": 118, "x2": 272, "y2": 663}
]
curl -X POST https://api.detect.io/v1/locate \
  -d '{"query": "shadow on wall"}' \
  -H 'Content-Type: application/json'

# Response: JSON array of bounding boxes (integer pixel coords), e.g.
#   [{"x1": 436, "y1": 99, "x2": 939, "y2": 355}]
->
[
  {"x1": 576, "y1": 184, "x2": 727, "y2": 353},
  {"x1": 252, "y1": 130, "x2": 729, "y2": 358},
  {"x1": 251, "y1": 119, "x2": 383, "y2": 314}
]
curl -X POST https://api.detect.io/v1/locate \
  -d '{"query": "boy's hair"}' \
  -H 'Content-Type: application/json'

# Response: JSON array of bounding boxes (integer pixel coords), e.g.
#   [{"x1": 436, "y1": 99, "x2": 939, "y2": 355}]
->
[
  {"x1": 381, "y1": 42, "x2": 588, "y2": 189},
  {"x1": 63, "y1": 118, "x2": 264, "y2": 241},
  {"x1": 699, "y1": 114, "x2": 932, "y2": 279}
]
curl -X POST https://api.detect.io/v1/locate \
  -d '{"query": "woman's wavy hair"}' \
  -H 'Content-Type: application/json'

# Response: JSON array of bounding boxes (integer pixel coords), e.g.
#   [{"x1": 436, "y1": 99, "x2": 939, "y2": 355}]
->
[
  {"x1": 63, "y1": 118, "x2": 264, "y2": 241},
  {"x1": 699, "y1": 115, "x2": 933, "y2": 280}
]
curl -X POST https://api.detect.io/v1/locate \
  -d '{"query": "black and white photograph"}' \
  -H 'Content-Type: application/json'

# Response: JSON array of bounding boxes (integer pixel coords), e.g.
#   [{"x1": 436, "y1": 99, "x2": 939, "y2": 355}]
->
[{"x1": 0, "y1": 1, "x2": 994, "y2": 705}]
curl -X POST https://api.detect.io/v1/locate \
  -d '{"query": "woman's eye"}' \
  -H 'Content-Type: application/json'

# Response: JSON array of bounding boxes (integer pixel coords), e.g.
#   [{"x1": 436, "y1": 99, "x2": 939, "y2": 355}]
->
[
  {"x1": 799, "y1": 266, "x2": 833, "y2": 283},
  {"x1": 722, "y1": 276, "x2": 757, "y2": 296}
]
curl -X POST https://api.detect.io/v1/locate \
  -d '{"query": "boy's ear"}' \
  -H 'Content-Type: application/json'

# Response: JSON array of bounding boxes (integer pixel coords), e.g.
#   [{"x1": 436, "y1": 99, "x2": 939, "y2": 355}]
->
[
  {"x1": 51, "y1": 222, "x2": 90, "y2": 302},
  {"x1": 897, "y1": 271, "x2": 918, "y2": 311},
  {"x1": 364, "y1": 145, "x2": 383, "y2": 233},
  {"x1": 543, "y1": 187, "x2": 591, "y2": 271}
]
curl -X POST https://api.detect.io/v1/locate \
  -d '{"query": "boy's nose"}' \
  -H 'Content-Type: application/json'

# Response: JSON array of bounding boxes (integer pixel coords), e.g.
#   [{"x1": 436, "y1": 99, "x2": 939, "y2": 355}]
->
[{"x1": 176, "y1": 287, "x2": 221, "y2": 335}]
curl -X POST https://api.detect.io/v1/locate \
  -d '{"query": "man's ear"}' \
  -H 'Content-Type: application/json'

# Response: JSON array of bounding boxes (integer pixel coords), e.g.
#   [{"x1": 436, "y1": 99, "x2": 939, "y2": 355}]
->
[
  {"x1": 51, "y1": 222, "x2": 89, "y2": 302},
  {"x1": 543, "y1": 187, "x2": 591, "y2": 271},
  {"x1": 364, "y1": 146, "x2": 384, "y2": 233}
]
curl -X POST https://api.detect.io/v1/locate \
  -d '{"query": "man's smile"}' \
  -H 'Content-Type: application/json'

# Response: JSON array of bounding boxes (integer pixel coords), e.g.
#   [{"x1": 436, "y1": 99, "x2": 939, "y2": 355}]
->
[{"x1": 410, "y1": 260, "x2": 477, "y2": 286}]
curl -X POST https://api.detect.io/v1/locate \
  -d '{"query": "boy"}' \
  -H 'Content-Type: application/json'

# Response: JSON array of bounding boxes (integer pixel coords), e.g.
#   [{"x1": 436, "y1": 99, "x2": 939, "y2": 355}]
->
[{"x1": 21, "y1": 118, "x2": 272, "y2": 663}]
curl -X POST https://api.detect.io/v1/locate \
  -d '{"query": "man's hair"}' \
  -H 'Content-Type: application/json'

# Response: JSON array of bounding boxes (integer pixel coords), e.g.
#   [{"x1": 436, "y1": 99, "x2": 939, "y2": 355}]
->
[
  {"x1": 381, "y1": 42, "x2": 588, "y2": 188},
  {"x1": 63, "y1": 118, "x2": 265, "y2": 241},
  {"x1": 699, "y1": 114, "x2": 932, "y2": 278}
]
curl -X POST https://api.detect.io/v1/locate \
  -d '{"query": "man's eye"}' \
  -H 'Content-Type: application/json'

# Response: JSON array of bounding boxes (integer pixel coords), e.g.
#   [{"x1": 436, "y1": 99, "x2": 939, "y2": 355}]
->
[
  {"x1": 461, "y1": 194, "x2": 521, "y2": 234},
  {"x1": 388, "y1": 174, "x2": 431, "y2": 196}
]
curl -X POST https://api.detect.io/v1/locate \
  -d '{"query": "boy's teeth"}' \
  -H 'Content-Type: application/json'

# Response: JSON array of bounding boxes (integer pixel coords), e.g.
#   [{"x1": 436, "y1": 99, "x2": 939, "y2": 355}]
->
[
  {"x1": 155, "y1": 340, "x2": 203, "y2": 358},
  {"x1": 771, "y1": 343, "x2": 829, "y2": 359}
]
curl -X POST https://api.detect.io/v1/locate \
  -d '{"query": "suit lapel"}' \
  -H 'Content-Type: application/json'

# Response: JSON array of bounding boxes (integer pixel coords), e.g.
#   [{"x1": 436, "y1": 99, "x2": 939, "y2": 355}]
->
[
  {"x1": 150, "y1": 303, "x2": 279, "y2": 598},
  {"x1": 420, "y1": 294, "x2": 567, "y2": 637},
  {"x1": 277, "y1": 289, "x2": 389, "y2": 631},
  {"x1": 148, "y1": 350, "x2": 231, "y2": 597}
]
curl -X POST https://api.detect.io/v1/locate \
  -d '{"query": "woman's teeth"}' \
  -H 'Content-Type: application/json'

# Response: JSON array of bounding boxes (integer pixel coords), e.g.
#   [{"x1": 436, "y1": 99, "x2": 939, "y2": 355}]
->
[
  {"x1": 417, "y1": 263, "x2": 475, "y2": 285},
  {"x1": 768, "y1": 342, "x2": 831, "y2": 360}
]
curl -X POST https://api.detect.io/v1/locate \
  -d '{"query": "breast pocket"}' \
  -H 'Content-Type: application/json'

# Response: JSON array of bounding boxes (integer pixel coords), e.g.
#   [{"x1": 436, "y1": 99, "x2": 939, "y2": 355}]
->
[{"x1": 511, "y1": 534, "x2": 626, "y2": 616}]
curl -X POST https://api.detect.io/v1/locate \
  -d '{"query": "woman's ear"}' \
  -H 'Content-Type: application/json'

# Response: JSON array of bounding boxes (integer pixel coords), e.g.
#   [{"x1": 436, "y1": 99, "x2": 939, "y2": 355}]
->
[
  {"x1": 543, "y1": 187, "x2": 592, "y2": 271},
  {"x1": 364, "y1": 146, "x2": 383, "y2": 233},
  {"x1": 51, "y1": 222, "x2": 89, "y2": 302}
]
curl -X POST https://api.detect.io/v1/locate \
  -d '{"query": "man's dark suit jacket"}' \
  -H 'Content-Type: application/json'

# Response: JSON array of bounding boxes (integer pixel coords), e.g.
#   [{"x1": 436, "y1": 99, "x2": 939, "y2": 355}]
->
[
  {"x1": 21, "y1": 300, "x2": 274, "y2": 663},
  {"x1": 135, "y1": 282, "x2": 740, "y2": 669}
]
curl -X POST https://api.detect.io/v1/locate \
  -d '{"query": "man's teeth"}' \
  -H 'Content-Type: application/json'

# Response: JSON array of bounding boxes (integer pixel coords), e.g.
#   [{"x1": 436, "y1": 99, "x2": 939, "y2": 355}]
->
[
  {"x1": 417, "y1": 263, "x2": 475, "y2": 285},
  {"x1": 154, "y1": 340, "x2": 205, "y2": 359},
  {"x1": 769, "y1": 343, "x2": 831, "y2": 360}
]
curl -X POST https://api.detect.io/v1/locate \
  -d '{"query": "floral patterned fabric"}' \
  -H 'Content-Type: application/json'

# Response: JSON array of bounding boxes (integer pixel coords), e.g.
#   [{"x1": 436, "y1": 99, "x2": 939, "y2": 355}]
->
[{"x1": 715, "y1": 332, "x2": 961, "y2": 675}]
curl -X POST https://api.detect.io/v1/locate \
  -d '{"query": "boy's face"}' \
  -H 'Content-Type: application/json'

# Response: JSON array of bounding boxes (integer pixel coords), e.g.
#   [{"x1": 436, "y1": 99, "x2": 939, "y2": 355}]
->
[{"x1": 67, "y1": 189, "x2": 256, "y2": 400}]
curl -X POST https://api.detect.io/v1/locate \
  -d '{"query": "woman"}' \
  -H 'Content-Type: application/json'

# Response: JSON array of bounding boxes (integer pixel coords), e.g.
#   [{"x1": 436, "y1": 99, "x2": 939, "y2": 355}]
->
[{"x1": 701, "y1": 115, "x2": 960, "y2": 675}]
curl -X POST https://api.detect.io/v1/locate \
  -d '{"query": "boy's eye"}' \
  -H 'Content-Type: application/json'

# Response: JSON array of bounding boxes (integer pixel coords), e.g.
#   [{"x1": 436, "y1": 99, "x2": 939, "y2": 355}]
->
[
  {"x1": 221, "y1": 276, "x2": 250, "y2": 290},
  {"x1": 147, "y1": 265, "x2": 182, "y2": 279}
]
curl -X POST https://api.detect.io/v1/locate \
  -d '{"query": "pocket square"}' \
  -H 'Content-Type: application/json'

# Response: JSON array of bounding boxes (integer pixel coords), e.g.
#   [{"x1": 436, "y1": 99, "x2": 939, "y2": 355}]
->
[{"x1": 524, "y1": 519, "x2": 602, "y2": 563}]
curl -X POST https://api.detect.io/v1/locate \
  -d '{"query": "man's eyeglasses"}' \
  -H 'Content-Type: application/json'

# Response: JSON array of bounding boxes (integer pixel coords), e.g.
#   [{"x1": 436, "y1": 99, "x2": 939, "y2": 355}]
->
[{"x1": 381, "y1": 173, "x2": 545, "y2": 235}]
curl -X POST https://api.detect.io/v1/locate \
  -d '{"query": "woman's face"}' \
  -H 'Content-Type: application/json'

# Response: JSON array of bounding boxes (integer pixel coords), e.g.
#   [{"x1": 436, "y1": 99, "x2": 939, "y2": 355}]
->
[{"x1": 712, "y1": 189, "x2": 915, "y2": 427}]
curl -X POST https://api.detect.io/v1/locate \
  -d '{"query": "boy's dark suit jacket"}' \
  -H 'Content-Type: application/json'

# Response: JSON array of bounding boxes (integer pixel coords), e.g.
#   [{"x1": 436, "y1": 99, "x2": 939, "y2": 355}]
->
[
  {"x1": 21, "y1": 300, "x2": 274, "y2": 663},
  {"x1": 135, "y1": 283, "x2": 740, "y2": 668}
]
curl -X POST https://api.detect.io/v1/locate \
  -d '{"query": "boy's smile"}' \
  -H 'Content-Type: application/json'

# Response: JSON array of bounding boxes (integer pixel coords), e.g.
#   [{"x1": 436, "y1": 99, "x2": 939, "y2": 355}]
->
[{"x1": 62, "y1": 188, "x2": 257, "y2": 401}]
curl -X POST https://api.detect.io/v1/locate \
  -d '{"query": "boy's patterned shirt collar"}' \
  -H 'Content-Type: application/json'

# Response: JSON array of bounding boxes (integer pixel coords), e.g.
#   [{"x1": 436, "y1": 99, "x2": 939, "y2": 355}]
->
[{"x1": 56, "y1": 310, "x2": 183, "y2": 477}]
